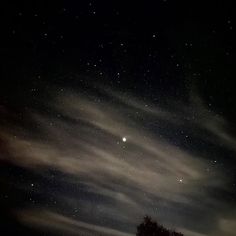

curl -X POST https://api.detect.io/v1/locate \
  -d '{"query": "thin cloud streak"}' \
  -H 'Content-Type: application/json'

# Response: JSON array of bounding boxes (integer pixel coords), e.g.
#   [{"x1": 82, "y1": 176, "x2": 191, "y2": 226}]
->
[
  {"x1": 17, "y1": 209, "x2": 133, "y2": 236},
  {"x1": 1, "y1": 86, "x2": 235, "y2": 235}
]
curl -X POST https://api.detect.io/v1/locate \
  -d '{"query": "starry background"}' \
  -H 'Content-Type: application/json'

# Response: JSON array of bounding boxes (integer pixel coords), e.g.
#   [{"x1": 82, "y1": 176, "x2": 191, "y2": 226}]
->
[{"x1": 0, "y1": 1, "x2": 236, "y2": 236}]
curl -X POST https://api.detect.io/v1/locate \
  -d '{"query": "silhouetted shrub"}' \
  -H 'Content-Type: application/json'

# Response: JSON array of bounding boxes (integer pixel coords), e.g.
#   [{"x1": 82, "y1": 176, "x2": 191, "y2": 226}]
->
[{"x1": 136, "y1": 216, "x2": 183, "y2": 236}]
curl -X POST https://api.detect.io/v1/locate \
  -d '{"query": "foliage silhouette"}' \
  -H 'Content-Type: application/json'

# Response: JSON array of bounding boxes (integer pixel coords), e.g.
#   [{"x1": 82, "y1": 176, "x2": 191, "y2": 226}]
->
[{"x1": 136, "y1": 216, "x2": 183, "y2": 236}]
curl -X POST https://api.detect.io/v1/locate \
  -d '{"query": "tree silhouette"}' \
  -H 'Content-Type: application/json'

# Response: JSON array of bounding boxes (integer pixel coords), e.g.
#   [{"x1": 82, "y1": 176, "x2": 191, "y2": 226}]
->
[{"x1": 136, "y1": 216, "x2": 183, "y2": 236}]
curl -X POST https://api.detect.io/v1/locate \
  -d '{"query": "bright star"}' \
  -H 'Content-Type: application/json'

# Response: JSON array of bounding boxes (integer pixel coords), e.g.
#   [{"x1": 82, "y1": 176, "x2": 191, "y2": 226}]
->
[{"x1": 122, "y1": 137, "x2": 127, "y2": 142}]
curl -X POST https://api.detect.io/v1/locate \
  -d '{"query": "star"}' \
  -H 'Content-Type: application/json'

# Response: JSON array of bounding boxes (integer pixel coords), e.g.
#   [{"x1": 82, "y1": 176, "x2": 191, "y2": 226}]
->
[{"x1": 122, "y1": 137, "x2": 127, "y2": 142}]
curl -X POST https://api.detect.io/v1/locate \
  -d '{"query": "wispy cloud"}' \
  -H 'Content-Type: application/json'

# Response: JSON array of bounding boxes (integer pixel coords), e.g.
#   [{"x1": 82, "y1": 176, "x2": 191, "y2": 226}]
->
[
  {"x1": 17, "y1": 209, "x2": 133, "y2": 236},
  {"x1": 1, "y1": 85, "x2": 235, "y2": 235}
]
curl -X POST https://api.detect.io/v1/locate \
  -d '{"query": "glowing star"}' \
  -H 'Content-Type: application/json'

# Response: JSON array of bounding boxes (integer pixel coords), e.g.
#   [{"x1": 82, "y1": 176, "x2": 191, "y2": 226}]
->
[
  {"x1": 179, "y1": 179, "x2": 183, "y2": 183},
  {"x1": 122, "y1": 137, "x2": 127, "y2": 142}
]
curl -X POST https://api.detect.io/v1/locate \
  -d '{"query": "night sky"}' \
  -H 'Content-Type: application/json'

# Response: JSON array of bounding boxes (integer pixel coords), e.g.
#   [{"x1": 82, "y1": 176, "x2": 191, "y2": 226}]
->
[{"x1": 0, "y1": 1, "x2": 236, "y2": 236}]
